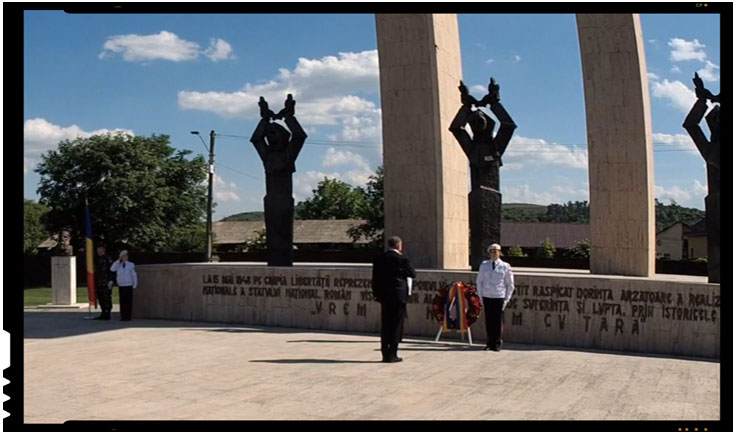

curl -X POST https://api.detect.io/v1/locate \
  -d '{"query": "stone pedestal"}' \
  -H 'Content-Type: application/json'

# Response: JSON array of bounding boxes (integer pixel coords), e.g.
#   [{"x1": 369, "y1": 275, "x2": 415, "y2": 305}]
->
[
  {"x1": 41, "y1": 256, "x2": 86, "y2": 309},
  {"x1": 376, "y1": 13, "x2": 469, "y2": 269},
  {"x1": 264, "y1": 194, "x2": 294, "y2": 266},
  {"x1": 469, "y1": 187, "x2": 501, "y2": 271},
  {"x1": 576, "y1": 14, "x2": 655, "y2": 277},
  {"x1": 705, "y1": 192, "x2": 719, "y2": 283}
]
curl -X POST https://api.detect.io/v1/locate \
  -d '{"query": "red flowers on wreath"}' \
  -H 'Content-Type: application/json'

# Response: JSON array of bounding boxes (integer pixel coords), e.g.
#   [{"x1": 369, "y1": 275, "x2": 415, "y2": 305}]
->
[{"x1": 432, "y1": 282, "x2": 483, "y2": 329}]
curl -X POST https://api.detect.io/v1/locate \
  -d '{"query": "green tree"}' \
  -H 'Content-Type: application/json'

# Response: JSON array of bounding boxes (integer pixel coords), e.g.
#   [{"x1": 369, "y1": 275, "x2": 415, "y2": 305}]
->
[
  {"x1": 540, "y1": 201, "x2": 589, "y2": 223},
  {"x1": 244, "y1": 228, "x2": 267, "y2": 252},
  {"x1": 535, "y1": 237, "x2": 556, "y2": 258},
  {"x1": 348, "y1": 166, "x2": 384, "y2": 246},
  {"x1": 507, "y1": 245, "x2": 526, "y2": 257},
  {"x1": 295, "y1": 177, "x2": 367, "y2": 220},
  {"x1": 35, "y1": 133, "x2": 208, "y2": 252},
  {"x1": 655, "y1": 199, "x2": 704, "y2": 231},
  {"x1": 565, "y1": 238, "x2": 590, "y2": 259},
  {"x1": 24, "y1": 199, "x2": 50, "y2": 254}
]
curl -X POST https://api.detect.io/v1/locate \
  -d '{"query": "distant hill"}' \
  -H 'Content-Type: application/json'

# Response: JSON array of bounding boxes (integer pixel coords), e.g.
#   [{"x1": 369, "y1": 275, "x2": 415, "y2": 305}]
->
[
  {"x1": 502, "y1": 203, "x2": 547, "y2": 211},
  {"x1": 220, "y1": 211, "x2": 264, "y2": 222},
  {"x1": 502, "y1": 203, "x2": 548, "y2": 222}
]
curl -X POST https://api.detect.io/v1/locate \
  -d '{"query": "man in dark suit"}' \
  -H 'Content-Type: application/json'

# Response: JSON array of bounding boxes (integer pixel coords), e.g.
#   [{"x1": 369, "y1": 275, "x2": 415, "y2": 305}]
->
[{"x1": 372, "y1": 236, "x2": 416, "y2": 363}]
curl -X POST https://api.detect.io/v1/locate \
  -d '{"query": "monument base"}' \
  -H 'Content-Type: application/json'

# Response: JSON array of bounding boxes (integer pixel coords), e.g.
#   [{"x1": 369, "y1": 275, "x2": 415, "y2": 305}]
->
[
  {"x1": 37, "y1": 303, "x2": 90, "y2": 310},
  {"x1": 132, "y1": 263, "x2": 719, "y2": 359}
]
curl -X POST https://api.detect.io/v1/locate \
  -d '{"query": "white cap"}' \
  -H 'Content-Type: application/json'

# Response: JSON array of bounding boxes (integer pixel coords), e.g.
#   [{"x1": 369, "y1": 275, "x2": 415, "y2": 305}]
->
[
  {"x1": 487, "y1": 243, "x2": 502, "y2": 252},
  {"x1": 119, "y1": 250, "x2": 128, "y2": 259}
]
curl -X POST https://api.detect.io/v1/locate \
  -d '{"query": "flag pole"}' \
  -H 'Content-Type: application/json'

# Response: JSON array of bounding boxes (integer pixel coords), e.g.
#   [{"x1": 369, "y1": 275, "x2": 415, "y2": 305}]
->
[{"x1": 83, "y1": 195, "x2": 97, "y2": 320}]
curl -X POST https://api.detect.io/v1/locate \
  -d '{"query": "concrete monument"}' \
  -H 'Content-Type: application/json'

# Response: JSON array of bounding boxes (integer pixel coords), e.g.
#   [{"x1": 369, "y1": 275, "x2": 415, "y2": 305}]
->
[
  {"x1": 683, "y1": 72, "x2": 720, "y2": 283},
  {"x1": 250, "y1": 94, "x2": 307, "y2": 267},
  {"x1": 576, "y1": 14, "x2": 655, "y2": 277},
  {"x1": 449, "y1": 78, "x2": 516, "y2": 270},
  {"x1": 376, "y1": 14, "x2": 469, "y2": 269}
]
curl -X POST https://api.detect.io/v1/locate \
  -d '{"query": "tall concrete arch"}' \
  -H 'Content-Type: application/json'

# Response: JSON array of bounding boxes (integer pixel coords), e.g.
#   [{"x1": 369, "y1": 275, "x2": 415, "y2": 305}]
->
[
  {"x1": 376, "y1": 13, "x2": 655, "y2": 275},
  {"x1": 576, "y1": 14, "x2": 655, "y2": 276}
]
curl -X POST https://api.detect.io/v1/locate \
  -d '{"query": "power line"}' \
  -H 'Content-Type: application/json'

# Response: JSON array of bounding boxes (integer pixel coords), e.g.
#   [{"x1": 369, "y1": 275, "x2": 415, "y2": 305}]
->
[{"x1": 214, "y1": 162, "x2": 263, "y2": 181}]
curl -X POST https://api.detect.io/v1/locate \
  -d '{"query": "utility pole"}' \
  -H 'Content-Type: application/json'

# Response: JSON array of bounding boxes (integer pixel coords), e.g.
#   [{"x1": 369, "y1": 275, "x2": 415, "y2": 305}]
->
[{"x1": 206, "y1": 130, "x2": 215, "y2": 262}]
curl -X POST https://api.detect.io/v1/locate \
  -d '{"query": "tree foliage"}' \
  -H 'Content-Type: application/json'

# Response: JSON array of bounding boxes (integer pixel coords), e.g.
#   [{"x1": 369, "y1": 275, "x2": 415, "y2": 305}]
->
[
  {"x1": 35, "y1": 133, "x2": 207, "y2": 252},
  {"x1": 24, "y1": 199, "x2": 50, "y2": 254},
  {"x1": 535, "y1": 237, "x2": 556, "y2": 258},
  {"x1": 507, "y1": 245, "x2": 526, "y2": 257},
  {"x1": 565, "y1": 238, "x2": 590, "y2": 259},
  {"x1": 540, "y1": 201, "x2": 589, "y2": 223},
  {"x1": 295, "y1": 177, "x2": 367, "y2": 220},
  {"x1": 655, "y1": 199, "x2": 705, "y2": 231},
  {"x1": 348, "y1": 166, "x2": 384, "y2": 247}
]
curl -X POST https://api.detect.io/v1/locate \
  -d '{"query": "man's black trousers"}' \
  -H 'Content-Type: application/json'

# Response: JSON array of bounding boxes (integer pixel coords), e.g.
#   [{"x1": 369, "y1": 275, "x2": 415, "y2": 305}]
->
[
  {"x1": 95, "y1": 285, "x2": 113, "y2": 315},
  {"x1": 380, "y1": 301, "x2": 406, "y2": 359},
  {"x1": 483, "y1": 297, "x2": 505, "y2": 349},
  {"x1": 119, "y1": 286, "x2": 133, "y2": 320}
]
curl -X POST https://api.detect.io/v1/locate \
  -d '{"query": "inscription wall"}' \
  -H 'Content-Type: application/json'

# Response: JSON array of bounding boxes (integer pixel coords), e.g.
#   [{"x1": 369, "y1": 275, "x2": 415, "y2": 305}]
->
[{"x1": 134, "y1": 265, "x2": 719, "y2": 358}]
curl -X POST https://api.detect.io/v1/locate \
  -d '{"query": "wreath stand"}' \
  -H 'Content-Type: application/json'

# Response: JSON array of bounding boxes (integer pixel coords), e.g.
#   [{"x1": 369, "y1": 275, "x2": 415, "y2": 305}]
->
[{"x1": 434, "y1": 294, "x2": 473, "y2": 345}]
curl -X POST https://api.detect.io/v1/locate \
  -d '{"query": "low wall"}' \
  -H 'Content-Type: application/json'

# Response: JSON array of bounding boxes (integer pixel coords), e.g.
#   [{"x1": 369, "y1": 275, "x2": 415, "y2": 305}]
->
[{"x1": 133, "y1": 264, "x2": 720, "y2": 358}]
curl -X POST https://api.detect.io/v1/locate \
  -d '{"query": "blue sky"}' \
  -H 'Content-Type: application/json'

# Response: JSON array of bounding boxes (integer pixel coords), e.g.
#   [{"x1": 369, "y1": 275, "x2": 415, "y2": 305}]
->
[{"x1": 23, "y1": 12, "x2": 721, "y2": 220}]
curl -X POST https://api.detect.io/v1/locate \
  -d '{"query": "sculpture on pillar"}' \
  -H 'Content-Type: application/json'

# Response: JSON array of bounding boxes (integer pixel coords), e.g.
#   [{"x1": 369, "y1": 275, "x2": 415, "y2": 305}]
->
[
  {"x1": 683, "y1": 72, "x2": 720, "y2": 283},
  {"x1": 250, "y1": 94, "x2": 307, "y2": 266},
  {"x1": 449, "y1": 77, "x2": 516, "y2": 271},
  {"x1": 54, "y1": 227, "x2": 74, "y2": 256}
]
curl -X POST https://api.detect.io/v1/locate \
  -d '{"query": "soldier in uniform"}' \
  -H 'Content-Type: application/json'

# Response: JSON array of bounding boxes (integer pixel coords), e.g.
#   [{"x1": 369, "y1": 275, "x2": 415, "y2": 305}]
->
[{"x1": 93, "y1": 244, "x2": 115, "y2": 320}]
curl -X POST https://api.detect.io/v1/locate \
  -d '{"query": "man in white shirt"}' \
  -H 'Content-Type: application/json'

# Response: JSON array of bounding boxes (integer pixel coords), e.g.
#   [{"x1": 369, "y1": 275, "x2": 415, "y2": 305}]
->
[
  {"x1": 475, "y1": 243, "x2": 514, "y2": 351},
  {"x1": 111, "y1": 250, "x2": 138, "y2": 321}
]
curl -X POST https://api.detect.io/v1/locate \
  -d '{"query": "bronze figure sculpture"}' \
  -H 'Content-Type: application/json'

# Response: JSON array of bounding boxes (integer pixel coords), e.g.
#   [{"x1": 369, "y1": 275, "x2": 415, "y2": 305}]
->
[
  {"x1": 450, "y1": 77, "x2": 516, "y2": 270},
  {"x1": 683, "y1": 72, "x2": 720, "y2": 283},
  {"x1": 250, "y1": 94, "x2": 307, "y2": 266}
]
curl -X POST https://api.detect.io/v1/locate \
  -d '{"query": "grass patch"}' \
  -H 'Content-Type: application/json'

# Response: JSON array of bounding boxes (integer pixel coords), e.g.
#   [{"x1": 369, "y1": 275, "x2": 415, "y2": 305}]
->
[{"x1": 24, "y1": 287, "x2": 120, "y2": 307}]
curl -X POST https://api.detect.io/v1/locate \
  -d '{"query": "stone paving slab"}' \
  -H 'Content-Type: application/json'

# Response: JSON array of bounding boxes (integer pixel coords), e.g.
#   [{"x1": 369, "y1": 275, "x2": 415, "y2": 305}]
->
[{"x1": 23, "y1": 308, "x2": 720, "y2": 423}]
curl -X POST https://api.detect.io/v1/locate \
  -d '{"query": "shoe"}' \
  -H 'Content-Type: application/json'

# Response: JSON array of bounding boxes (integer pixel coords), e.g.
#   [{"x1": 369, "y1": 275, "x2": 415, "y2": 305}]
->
[
  {"x1": 492, "y1": 347, "x2": 501, "y2": 352},
  {"x1": 483, "y1": 347, "x2": 493, "y2": 351},
  {"x1": 382, "y1": 356, "x2": 403, "y2": 363}
]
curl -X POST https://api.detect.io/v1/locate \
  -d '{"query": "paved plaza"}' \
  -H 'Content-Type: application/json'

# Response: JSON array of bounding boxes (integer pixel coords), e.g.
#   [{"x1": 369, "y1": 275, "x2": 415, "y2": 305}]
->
[{"x1": 24, "y1": 306, "x2": 720, "y2": 423}]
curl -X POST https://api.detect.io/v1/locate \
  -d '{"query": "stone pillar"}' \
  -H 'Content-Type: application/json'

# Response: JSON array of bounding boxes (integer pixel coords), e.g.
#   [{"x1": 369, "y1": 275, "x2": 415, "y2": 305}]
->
[
  {"x1": 376, "y1": 13, "x2": 469, "y2": 269},
  {"x1": 51, "y1": 256, "x2": 77, "y2": 305},
  {"x1": 576, "y1": 14, "x2": 655, "y2": 276}
]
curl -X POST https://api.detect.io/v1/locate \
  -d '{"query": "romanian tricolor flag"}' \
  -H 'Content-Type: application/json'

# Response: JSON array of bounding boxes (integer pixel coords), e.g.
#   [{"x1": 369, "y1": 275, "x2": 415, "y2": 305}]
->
[
  {"x1": 442, "y1": 282, "x2": 468, "y2": 332},
  {"x1": 85, "y1": 201, "x2": 97, "y2": 308}
]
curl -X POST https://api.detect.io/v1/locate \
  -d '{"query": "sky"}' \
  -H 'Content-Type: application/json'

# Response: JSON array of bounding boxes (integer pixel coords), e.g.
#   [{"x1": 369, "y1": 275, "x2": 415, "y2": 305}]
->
[{"x1": 23, "y1": 12, "x2": 721, "y2": 221}]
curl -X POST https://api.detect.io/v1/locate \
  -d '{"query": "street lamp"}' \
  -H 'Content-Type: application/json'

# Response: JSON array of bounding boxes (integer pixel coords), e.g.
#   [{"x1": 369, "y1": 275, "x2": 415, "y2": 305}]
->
[{"x1": 191, "y1": 130, "x2": 215, "y2": 262}]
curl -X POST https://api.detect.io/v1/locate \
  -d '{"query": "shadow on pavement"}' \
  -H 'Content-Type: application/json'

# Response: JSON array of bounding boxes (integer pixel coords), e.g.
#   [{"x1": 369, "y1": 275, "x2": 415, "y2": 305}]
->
[
  {"x1": 22, "y1": 310, "x2": 719, "y2": 363},
  {"x1": 250, "y1": 359, "x2": 381, "y2": 364}
]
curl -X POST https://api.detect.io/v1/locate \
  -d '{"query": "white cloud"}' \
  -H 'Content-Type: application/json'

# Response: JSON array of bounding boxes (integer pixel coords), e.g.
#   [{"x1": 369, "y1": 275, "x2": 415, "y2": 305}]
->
[
  {"x1": 646, "y1": 72, "x2": 660, "y2": 81},
  {"x1": 204, "y1": 38, "x2": 234, "y2": 62},
  {"x1": 470, "y1": 85, "x2": 486, "y2": 94},
  {"x1": 504, "y1": 135, "x2": 588, "y2": 170},
  {"x1": 474, "y1": 42, "x2": 487, "y2": 50},
  {"x1": 670, "y1": 65, "x2": 682, "y2": 74},
  {"x1": 692, "y1": 179, "x2": 707, "y2": 196},
  {"x1": 215, "y1": 191, "x2": 240, "y2": 202},
  {"x1": 648, "y1": 39, "x2": 658, "y2": 45},
  {"x1": 654, "y1": 184, "x2": 692, "y2": 204},
  {"x1": 697, "y1": 60, "x2": 720, "y2": 82},
  {"x1": 100, "y1": 31, "x2": 235, "y2": 63},
  {"x1": 501, "y1": 184, "x2": 586, "y2": 206},
  {"x1": 485, "y1": 58, "x2": 495, "y2": 64},
  {"x1": 652, "y1": 132, "x2": 697, "y2": 153},
  {"x1": 23, "y1": 118, "x2": 133, "y2": 176},
  {"x1": 512, "y1": 54, "x2": 521, "y2": 63},
  {"x1": 668, "y1": 38, "x2": 707, "y2": 62},
  {"x1": 651, "y1": 79, "x2": 696, "y2": 112},
  {"x1": 212, "y1": 173, "x2": 240, "y2": 202},
  {"x1": 179, "y1": 50, "x2": 380, "y2": 126},
  {"x1": 322, "y1": 147, "x2": 370, "y2": 171}
]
